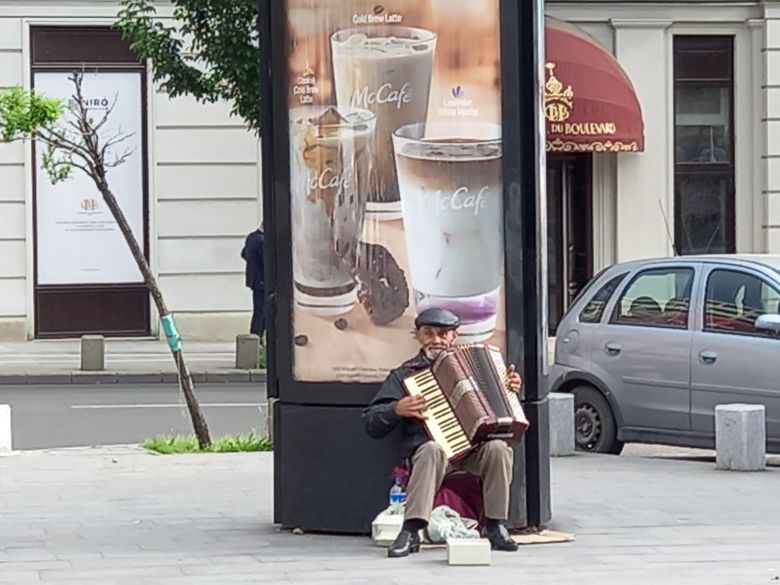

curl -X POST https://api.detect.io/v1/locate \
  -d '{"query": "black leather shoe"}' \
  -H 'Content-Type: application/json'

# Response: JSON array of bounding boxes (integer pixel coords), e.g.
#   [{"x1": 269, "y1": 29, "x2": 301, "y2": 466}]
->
[
  {"x1": 485, "y1": 523, "x2": 519, "y2": 551},
  {"x1": 388, "y1": 529, "x2": 421, "y2": 558}
]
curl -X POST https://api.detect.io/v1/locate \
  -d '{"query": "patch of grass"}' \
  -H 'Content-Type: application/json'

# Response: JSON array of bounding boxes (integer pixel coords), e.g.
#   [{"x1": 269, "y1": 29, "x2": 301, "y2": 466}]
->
[
  {"x1": 143, "y1": 433, "x2": 273, "y2": 455},
  {"x1": 258, "y1": 345, "x2": 267, "y2": 369}
]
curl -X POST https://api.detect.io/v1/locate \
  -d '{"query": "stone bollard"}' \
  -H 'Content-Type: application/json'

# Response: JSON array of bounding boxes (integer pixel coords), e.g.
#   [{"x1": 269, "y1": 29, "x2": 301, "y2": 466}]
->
[
  {"x1": 716, "y1": 404, "x2": 766, "y2": 471},
  {"x1": 80, "y1": 335, "x2": 105, "y2": 371},
  {"x1": 548, "y1": 392, "x2": 575, "y2": 456},
  {"x1": 0, "y1": 404, "x2": 11, "y2": 454},
  {"x1": 235, "y1": 334, "x2": 260, "y2": 370}
]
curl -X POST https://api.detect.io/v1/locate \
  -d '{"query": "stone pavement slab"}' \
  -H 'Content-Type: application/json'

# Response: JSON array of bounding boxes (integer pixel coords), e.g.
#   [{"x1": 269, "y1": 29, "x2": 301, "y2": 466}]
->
[{"x1": 1, "y1": 444, "x2": 779, "y2": 583}]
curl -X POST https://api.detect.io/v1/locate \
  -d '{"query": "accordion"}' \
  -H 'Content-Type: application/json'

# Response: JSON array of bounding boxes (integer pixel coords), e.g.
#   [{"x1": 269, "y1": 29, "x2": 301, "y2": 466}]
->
[{"x1": 402, "y1": 344, "x2": 529, "y2": 460}]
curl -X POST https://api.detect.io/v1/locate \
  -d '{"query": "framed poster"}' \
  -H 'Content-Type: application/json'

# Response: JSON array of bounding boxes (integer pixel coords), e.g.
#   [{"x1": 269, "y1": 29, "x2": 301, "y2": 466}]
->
[
  {"x1": 284, "y1": 0, "x2": 505, "y2": 382},
  {"x1": 34, "y1": 71, "x2": 145, "y2": 286},
  {"x1": 263, "y1": 0, "x2": 550, "y2": 532}
]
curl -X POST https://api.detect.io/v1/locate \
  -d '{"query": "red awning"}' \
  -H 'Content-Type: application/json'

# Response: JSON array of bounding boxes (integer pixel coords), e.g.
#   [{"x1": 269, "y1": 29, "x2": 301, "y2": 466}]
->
[{"x1": 545, "y1": 17, "x2": 645, "y2": 153}]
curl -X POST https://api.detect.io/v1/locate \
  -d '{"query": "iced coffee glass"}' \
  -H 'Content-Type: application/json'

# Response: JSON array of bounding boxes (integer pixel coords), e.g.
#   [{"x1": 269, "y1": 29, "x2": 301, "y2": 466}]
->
[
  {"x1": 290, "y1": 105, "x2": 375, "y2": 315},
  {"x1": 331, "y1": 26, "x2": 436, "y2": 221},
  {"x1": 393, "y1": 122, "x2": 503, "y2": 342}
]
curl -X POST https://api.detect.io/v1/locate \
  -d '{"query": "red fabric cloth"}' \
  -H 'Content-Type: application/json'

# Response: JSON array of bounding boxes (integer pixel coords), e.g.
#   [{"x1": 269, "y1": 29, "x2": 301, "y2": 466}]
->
[{"x1": 392, "y1": 462, "x2": 485, "y2": 529}]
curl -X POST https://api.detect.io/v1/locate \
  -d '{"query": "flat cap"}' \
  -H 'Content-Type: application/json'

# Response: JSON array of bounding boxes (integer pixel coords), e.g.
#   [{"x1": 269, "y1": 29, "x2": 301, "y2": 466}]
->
[{"x1": 414, "y1": 308, "x2": 461, "y2": 330}]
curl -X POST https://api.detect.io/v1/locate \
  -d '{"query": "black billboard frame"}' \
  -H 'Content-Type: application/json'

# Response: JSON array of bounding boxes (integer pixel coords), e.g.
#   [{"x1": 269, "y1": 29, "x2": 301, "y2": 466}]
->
[{"x1": 258, "y1": 0, "x2": 551, "y2": 532}]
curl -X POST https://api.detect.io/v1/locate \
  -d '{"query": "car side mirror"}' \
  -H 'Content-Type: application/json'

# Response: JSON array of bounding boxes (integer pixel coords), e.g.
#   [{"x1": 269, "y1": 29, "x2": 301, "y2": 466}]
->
[{"x1": 755, "y1": 314, "x2": 780, "y2": 334}]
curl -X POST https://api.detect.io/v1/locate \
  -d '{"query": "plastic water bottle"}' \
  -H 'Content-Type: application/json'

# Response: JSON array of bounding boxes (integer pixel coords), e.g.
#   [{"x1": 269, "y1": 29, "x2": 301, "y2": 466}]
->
[{"x1": 388, "y1": 476, "x2": 406, "y2": 513}]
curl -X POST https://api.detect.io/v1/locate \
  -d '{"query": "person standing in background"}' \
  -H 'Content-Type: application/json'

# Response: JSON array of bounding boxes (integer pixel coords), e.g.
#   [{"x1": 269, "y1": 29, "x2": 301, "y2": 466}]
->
[{"x1": 241, "y1": 223, "x2": 265, "y2": 342}]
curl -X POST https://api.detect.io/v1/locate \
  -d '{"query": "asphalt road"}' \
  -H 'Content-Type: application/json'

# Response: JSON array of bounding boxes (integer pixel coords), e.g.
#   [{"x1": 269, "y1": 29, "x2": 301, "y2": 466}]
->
[{"x1": 0, "y1": 383, "x2": 268, "y2": 450}]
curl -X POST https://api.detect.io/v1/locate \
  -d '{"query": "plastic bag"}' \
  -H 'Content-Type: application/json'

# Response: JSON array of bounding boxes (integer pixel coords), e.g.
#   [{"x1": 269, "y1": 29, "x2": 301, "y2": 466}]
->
[{"x1": 425, "y1": 505, "x2": 480, "y2": 544}]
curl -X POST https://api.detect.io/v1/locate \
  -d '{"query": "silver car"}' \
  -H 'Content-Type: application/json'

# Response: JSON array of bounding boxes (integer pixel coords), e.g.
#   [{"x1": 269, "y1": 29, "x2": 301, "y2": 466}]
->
[{"x1": 548, "y1": 255, "x2": 780, "y2": 454}]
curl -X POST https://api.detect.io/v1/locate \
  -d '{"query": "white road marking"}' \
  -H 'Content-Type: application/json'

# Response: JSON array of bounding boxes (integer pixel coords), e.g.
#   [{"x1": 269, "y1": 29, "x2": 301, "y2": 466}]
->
[{"x1": 71, "y1": 403, "x2": 262, "y2": 410}]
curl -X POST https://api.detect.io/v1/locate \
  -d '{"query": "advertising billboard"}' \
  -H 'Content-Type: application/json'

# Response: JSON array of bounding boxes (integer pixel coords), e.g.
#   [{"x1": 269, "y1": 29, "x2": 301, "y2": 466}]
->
[
  {"x1": 285, "y1": 0, "x2": 505, "y2": 382},
  {"x1": 34, "y1": 71, "x2": 145, "y2": 286}
]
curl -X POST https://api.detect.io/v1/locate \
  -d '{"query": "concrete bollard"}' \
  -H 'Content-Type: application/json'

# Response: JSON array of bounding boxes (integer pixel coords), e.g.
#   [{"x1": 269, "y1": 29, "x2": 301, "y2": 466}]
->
[
  {"x1": 235, "y1": 334, "x2": 260, "y2": 370},
  {"x1": 548, "y1": 392, "x2": 575, "y2": 456},
  {"x1": 716, "y1": 404, "x2": 766, "y2": 471},
  {"x1": 80, "y1": 335, "x2": 105, "y2": 371},
  {"x1": 0, "y1": 404, "x2": 11, "y2": 454}
]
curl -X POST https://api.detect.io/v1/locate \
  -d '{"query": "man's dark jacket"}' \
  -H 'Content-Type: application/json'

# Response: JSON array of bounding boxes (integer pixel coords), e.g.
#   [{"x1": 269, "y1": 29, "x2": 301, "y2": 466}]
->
[
  {"x1": 241, "y1": 229, "x2": 264, "y2": 290},
  {"x1": 362, "y1": 352, "x2": 432, "y2": 458}
]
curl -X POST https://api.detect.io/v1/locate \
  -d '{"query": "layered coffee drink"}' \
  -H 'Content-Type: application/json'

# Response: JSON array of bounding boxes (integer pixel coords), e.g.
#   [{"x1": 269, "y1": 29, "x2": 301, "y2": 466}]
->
[
  {"x1": 393, "y1": 123, "x2": 503, "y2": 342},
  {"x1": 290, "y1": 105, "x2": 375, "y2": 315},
  {"x1": 331, "y1": 26, "x2": 436, "y2": 220}
]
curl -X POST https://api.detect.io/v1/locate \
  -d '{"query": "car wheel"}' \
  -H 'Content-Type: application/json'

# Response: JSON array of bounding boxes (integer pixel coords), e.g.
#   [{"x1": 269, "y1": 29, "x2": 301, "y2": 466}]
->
[{"x1": 571, "y1": 385, "x2": 623, "y2": 455}]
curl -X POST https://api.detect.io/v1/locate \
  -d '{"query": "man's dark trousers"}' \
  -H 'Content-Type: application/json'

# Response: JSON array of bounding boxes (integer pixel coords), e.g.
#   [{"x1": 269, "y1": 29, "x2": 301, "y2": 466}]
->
[{"x1": 252, "y1": 287, "x2": 266, "y2": 338}]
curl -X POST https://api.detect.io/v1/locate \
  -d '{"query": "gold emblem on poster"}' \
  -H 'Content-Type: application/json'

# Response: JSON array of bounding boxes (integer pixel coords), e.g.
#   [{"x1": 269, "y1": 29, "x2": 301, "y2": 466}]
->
[
  {"x1": 544, "y1": 63, "x2": 574, "y2": 123},
  {"x1": 80, "y1": 198, "x2": 99, "y2": 212}
]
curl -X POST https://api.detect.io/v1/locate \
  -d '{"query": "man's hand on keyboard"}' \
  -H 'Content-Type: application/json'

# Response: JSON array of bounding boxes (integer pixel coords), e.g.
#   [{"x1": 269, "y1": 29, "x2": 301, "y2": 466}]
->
[{"x1": 394, "y1": 395, "x2": 428, "y2": 421}]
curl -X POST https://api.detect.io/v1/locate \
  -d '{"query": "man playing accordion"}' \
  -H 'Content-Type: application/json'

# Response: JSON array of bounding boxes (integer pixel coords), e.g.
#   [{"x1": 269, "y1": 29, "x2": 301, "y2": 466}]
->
[{"x1": 363, "y1": 307, "x2": 523, "y2": 558}]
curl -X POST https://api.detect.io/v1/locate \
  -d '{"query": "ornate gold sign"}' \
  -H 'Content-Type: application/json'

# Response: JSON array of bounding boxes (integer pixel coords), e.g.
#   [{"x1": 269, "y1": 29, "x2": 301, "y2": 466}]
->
[{"x1": 543, "y1": 63, "x2": 573, "y2": 123}]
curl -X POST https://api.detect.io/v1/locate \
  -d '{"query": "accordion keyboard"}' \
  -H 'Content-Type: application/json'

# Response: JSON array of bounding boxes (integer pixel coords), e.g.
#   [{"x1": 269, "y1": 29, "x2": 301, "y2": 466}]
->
[{"x1": 404, "y1": 369, "x2": 472, "y2": 460}]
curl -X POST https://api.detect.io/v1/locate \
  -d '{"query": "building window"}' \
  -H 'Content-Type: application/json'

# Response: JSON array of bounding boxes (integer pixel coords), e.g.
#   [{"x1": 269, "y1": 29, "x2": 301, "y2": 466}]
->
[{"x1": 673, "y1": 36, "x2": 735, "y2": 255}]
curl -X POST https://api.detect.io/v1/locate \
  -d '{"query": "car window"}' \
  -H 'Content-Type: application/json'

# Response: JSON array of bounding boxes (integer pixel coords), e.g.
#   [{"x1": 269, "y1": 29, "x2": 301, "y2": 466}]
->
[
  {"x1": 611, "y1": 267, "x2": 695, "y2": 329},
  {"x1": 570, "y1": 267, "x2": 609, "y2": 308},
  {"x1": 580, "y1": 273, "x2": 628, "y2": 323},
  {"x1": 704, "y1": 269, "x2": 780, "y2": 337}
]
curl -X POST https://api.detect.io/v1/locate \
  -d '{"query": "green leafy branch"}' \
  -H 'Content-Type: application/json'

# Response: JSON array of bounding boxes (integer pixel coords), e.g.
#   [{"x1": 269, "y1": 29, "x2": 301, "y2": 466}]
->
[
  {"x1": 115, "y1": 0, "x2": 260, "y2": 133},
  {"x1": 0, "y1": 74, "x2": 135, "y2": 185}
]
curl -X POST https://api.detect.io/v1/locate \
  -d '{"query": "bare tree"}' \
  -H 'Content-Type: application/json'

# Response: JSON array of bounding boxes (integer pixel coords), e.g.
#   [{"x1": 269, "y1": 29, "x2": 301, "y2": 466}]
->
[{"x1": 1, "y1": 72, "x2": 212, "y2": 449}]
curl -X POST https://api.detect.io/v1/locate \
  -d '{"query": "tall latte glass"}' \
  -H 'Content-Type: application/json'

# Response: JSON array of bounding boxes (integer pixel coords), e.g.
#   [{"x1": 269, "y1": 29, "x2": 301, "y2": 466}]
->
[
  {"x1": 290, "y1": 105, "x2": 375, "y2": 315},
  {"x1": 393, "y1": 123, "x2": 503, "y2": 342},
  {"x1": 331, "y1": 26, "x2": 436, "y2": 221}
]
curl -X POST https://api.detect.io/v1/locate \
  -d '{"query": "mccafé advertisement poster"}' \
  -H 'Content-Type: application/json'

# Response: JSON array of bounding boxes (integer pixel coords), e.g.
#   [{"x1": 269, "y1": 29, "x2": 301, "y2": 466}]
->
[{"x1": 286, "y1": 0, "x2": 506, "y2": 382}]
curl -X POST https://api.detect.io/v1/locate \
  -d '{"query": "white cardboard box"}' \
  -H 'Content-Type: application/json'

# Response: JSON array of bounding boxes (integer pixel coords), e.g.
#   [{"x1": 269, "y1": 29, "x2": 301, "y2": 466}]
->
[
  {"x1": 447, "y1": 538, "x2": 492, "y2": 565},
  {"x1": 371, "y1": 510, "x2": 404, "y2": 547}
]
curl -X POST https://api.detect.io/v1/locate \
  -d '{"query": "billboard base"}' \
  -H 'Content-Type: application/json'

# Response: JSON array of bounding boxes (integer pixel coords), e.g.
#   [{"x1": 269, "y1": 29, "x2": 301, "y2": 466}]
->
[
  {"x1": 274, "y1": 402, "x2": 403, "y2": 534},
  {"x1": 274, "y1": 400, "x2": 551, "y2": 534}
]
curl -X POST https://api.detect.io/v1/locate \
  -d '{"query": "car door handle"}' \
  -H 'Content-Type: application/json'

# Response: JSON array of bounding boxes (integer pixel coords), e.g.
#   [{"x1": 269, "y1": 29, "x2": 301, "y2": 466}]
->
[
  {"x1": 605, "y1": 343, "x2": 622, "y2": 356},
  {"x1": 699, "y1": 350, "x2": 717, "y2": 365}
]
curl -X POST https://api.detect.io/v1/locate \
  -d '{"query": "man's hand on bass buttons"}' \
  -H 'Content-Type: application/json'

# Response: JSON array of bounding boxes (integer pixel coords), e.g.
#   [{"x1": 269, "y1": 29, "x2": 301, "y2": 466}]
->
[{"x1": 507, "y1": 364, "x2": 523, "y2": 395}]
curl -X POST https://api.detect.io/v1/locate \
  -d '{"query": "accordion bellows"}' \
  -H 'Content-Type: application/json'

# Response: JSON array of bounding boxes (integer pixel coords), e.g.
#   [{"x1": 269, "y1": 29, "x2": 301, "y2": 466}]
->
[{"x1": 403, "y1": 344, "x2": 530, "y2": 460}]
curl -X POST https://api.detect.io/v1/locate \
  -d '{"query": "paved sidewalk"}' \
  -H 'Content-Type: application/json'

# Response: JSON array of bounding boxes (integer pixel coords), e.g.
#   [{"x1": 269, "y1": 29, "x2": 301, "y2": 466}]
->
[
  {"x1": 0, "y1": 340, "x2": 266, "y2": 385},
  {"x1": 1, "y1": 445, "x2": 779, "y2": 584}
]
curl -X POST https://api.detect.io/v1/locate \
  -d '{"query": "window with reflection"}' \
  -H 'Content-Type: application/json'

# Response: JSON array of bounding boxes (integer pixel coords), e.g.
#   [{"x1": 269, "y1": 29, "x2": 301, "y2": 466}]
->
[
  {"x1": 673, "y1": 36, "x2": 734, "y2": 255},
  {"x1": 580, "y1": 272, "x2": 627, "y2": 324},
  {"x1": 705, "y1": 269, "x2": 780, "y2": 337},
  {"x1": 611, "y1": 267, "x2": 694, "y2": 329}
]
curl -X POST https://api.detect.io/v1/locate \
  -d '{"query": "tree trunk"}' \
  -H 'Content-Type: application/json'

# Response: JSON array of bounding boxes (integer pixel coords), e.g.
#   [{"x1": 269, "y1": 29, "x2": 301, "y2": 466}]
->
[{"x1": 97, "y1": 181, "x2": 212, "y2": 449}]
